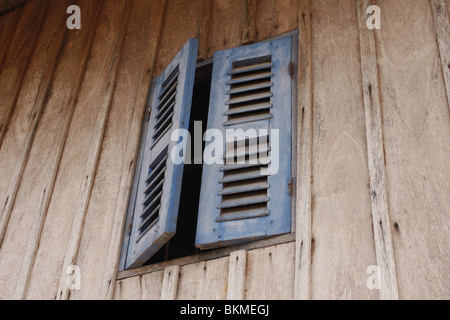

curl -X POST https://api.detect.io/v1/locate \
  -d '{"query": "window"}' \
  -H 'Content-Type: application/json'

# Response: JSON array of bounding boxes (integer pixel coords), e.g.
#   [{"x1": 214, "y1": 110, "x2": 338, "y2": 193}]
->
[{"x1": 121, "y1": 33, "x2": 297, "y2": 270}]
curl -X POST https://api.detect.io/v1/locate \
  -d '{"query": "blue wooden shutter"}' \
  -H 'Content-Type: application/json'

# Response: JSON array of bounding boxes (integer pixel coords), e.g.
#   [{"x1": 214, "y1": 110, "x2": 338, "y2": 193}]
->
[
  {"x1": 126, "y1": 39, "x2": 198, "y2": 269},
  {"x1": 195, "y1": 37, "x2": 292, "y2": 249}
]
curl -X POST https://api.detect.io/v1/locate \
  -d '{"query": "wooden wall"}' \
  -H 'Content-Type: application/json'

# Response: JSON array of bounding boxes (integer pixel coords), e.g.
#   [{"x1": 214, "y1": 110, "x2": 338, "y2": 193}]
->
[{"x1": 0, "y1": 0, "x2": 448, "y2": 300}]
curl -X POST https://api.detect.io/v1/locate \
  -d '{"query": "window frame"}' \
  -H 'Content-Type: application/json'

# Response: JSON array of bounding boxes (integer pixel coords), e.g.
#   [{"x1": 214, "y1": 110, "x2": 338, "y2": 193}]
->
[{"x1": 119, "y1": 30, "x2": 298, "y2": 272}]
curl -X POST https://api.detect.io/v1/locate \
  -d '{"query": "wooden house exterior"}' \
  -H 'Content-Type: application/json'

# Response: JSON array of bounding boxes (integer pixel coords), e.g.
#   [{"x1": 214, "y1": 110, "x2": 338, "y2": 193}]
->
[{"x1": 0, "y1": 0, "x2": 449, "y2": 300}]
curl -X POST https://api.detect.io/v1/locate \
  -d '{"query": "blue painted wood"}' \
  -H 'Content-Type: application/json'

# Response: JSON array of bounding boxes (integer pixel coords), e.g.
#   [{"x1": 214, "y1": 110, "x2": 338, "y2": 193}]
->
[
  {"x1": 195, "y1": 36, "x2": 293, "y2": 249},
  {"x1": 126, "y1": 38, "x2": 198, "y2": 269}
]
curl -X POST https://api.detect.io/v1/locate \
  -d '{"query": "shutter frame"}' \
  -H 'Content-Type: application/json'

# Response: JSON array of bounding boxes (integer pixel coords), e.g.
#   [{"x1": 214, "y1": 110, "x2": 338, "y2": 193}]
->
[
  {"x1": 125, "y1": 38, "x2": 198, "y2": 269},
  {"x1": 196, "y1": 37, "x2": 293, "y2": 250}
]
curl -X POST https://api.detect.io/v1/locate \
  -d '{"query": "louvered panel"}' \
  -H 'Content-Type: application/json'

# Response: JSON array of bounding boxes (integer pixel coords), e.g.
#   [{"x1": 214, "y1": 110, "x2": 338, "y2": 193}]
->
[
  {"x1": 138, "y1": 147, "x2": 168, "y2": 239},
  {"x1": 225, "y1": 57, "x2": 273, "y2": 127},
  {"x1": 217, "y1": 133, "x2": 271, "y2": 222},
  {"x1": 151, "y1": 67, "x2": 179, "y2": 147},
  {"x1": 196, "y1": 36, "x2": 293, "y2": 251},
  {"x1": 126, "y1": 38, "x2": 198, "y2": 269}
]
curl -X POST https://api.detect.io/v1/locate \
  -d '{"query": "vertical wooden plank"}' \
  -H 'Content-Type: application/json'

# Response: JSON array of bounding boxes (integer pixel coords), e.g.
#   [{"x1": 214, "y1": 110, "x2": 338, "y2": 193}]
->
[
  {"x1": 294, "y1": 0, "x2": 313, "y2": 301},
  {"x1": 56, "y1": 0, "x2": 133, "y2": 301},
  {"x1": 430, "y1": 0, "x2": 450, "y2": 110},
  {"x1": 177, "y1": 257, "x2": 229, "y2": 300},
  {"x1": 197, "y1": 0, "x2": 212, "y2": 61},
  {"x1": 141, "y1": 270, "x2": 164, "y2": 300},
  {"x1": 255, "y1": 0, "x2": 298, "y2": 42},
  {"x1": 57, "y1": 0, "x2": 165, "y2": 300},
  {"x1": 374, "y1": 0, "x2": 450, "y2": 299},
  {"x1": 309, "y1": 0, "x2": 378, "y2": 300},
  {"x1": 0, "y1": 7, "x2": 21, "y2": 71},
  {"x1": 0, "y1": 0, "x2": 50, "y2": 149},
  {"x1": 242, "y1": 0, "x2": 257, "y2": 45},
  {"x1": 6, "y1": 0, "x2": 70, "y2": 300},
  {"x1": 160, "y1": 265, "x2": 180, "y2": 300},
  {"x1": 227, "y1": 250, "x2": 247, "y2": 300},
  {"x1": 0, "y1": 0, "x2": 102, "y2": 300},
  {"x1": 357, "y1": 0, "x2": 399, "y2": 300},
  {"x1": 153, "y1": 0, "x2": 203, "y2": 75},
  {"x1": 245, "y1": 243, "x2": 295, "y2": 300},
  {"x1": 207, "y1": 0, "x2": 246, "y2": 58},
  {"x1": 23, "y1": 0, "x2": 104, "y2": 300},
  {"x1": 113, "y1": 276, "x2": 142, "y2": 300}
]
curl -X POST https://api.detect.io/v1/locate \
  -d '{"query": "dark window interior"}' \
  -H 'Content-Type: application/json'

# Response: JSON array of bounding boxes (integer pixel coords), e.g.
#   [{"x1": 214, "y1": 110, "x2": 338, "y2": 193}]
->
[{"x1": 144, "y1": 62, "x2": 212, "y2": 266}]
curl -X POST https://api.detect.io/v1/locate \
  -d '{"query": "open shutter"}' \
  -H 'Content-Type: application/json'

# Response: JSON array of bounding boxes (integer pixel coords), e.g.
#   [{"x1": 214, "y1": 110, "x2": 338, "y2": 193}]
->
[
  {"x1": 196, "y1": 37, "x2": 293, "y2": 249},
  {"x1": 126, "y1": 39, "x2": 198, "y2": 269}
]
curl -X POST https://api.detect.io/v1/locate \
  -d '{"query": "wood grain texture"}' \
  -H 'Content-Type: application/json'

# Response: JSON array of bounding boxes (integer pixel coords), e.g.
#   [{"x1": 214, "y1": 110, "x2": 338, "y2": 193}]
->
[
  {"x1": 176, "y1": 257, "x2": 229, "y2": 300},
  {"x1": 245, "y1": 242, "x2": 295, "y2": 300},
  {"x1": 141, "y1": 270, "x2": 164, "y2": 300},
  {"x1": 56, "y1": 0, "x2": 133, "y2": 301},
  {"x1": 160, "y1": 265, "x2": 180, "y2": 300},
  {"x1": 374, "y1": 0, "x2": 450, "y2": 299},
  {"x1": 309, "y1": 0, "x2": 378, "y2": 300},
  {"x1": 11, "y1": 0, "x2": 70, "y2": 300},
  {"x1": 207, "y1": 0, "x2": 246, "y2": 58},
  {"x1": 294, "y1": 0, "x2": 313, "y2": 301},
  {"x1": 197, "y1": 0, "x2": 212, "y2": 60},
  {"x1": 227, "y1": 250, "x2": 247, "y2": 300},
  {"x1": 0, "y1": 7, "x2": 21, "y2": 71},
  {"x1": 357, "y1": 0, "x2": 399, "y2": 300},
  {"x1": 113, "y1": 276, "x2": 142, "y2": 300},
  {"x1": 255, "y1": 0, "x2": 298, "y2": 42},
  {"x1": 0, "y1": 0, "x2": 25, "y2": 15},
  {"x1": 430, "y1": 0, "x2": 450, "y2": 110},
  {"x1": 153, "y1": 0, "x2": 203, "y2": 76},
  {"x1": 0, "y1": 0, "x2": 49, "y2": 149},
  {"x1": 242, "y1": 0, "x2": 257, "y2": 44},
  {"x1": 23, "y1": 0, "x2": 104, "y2": 300},
  {"x1": 101, "y1": 0, "x2": 167, "y2": 300}
]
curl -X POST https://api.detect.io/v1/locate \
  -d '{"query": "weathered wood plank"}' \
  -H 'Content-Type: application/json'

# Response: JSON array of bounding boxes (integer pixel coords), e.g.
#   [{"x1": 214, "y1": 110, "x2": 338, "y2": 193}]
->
[
  {"x1": 160, "y1": 265, "x2": 180, "y2": 300},
  {"x1": 197, "y1": 0, "x2": 212, "y2": 61},
  {"x1": 0, "y1": 0, "x2": 25, "y2": 15},
  {"x1": 153, "y1": 0, "x2": 204, "y2": 75},
  {"x1": 255, "y1": 0, "x2": 298, "y2": 42},
  {"x1": 141, "y1": 270, "x2": 164, "y2": 300},
  {"x1": 56, "y1": 0, "x2": 133, "y2": 301},
  {"x1": 357, "y1": 0, "x2": 399, "y2": 300},
  {"x1": 23, "y1": 0, "x2": 104, "y2": 300},
  {"x1": 11, "y1": 0, "x2": 71, "y2": 300},
  {"x1": 0, "y1": 0, "x2": 49, "y2": 149},
  {"x1": 245, "y1": 242, "x2": 295, "y2": 300},
  {"x1": 294, "y1": 0, "x2": 313, "y2": 301},
  {"x1": 374, "y1": 0, "x2": 450, "y2": 299},
  {"x1": 177, "y1": 257, "x2": 229, "y2": 300},
  {"x1": 113, "y1": 276, "x2": 142, "y2": 300},
  {"x1": 309, "y1": 0, "x2": 378, "y2": 300},
  {"x1": 227, "y1": 250, "x2": 247, "y2": 300},
  {"x1": 207, "y1": 0, "x2": 246, "y2": 58},
  {"x1": 242, "y1": 0, "x2": 257, "y2": 45},
  {"x1": 0, "y1": 7, "x2": 21, "y2": 71},
  {"x1": 430, "y1": 0, "x2": 450, "y2": 110},
  {"x1": 100, "y1": 0, "x2": 167, "y2": 300}
]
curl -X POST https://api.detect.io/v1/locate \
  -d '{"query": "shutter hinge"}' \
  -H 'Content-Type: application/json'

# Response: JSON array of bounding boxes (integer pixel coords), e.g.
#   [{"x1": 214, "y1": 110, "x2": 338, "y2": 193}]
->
[
  {"x1": 146, "y1": 106, "x2": 152, "y2": 121},
  {"x1": 289, "y1": 61, "x2": 295, "y2": 79},
  {"x1": 288, "y1": 177, "x2": 294, "y2": 196},
  {"x1": 127, "y1": 219, "x2": 133, "y2": 236}
]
